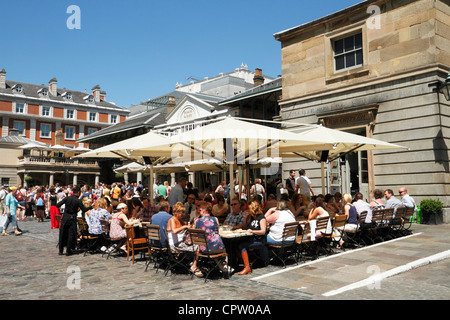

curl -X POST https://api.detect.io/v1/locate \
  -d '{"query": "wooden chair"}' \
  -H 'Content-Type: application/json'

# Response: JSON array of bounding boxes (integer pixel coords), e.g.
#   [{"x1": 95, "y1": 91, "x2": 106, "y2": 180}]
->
[
  {"x1": 77, "y1": 217, "x2": 101, "y2": 256},
  {"x1": 331, "y1": 214, "x2": 347, "y2": 250},
  {"x1": 370, "y1": 208, "x2": 394, "y2": 242},
  {"x1": 345, "y1": 211, "x2": 368, "y2": 247},
  {"x1": 401, "y1": 207, "x2": 415, "y2": 235},
  {"x1": 268, "y1": 221, "x2": 300, "y2": 267},
  {"x1": 188, "y1": 228, "x2": 228, "y2": 282},
  {"x1": 296, "y1": 222, "x2": 318, "y2": 261},
  {"x1": 314, "y1": 217, "x2": 334, "y2": 255},
  {"x1": 145, "y1": 224, "x2": 168, "y2": 273},
  {"x1": 160, "y1": 228, "x2": 192, "y2": 276},
  {"x1": 125, "y1": 225, "x2": 150, "y2": 264}
]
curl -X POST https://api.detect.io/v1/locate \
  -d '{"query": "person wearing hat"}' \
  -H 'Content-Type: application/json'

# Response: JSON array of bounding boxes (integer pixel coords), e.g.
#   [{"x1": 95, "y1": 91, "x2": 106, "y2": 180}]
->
[
  {"x1": 109, "y1": 202, "x2": 134, "y2": 252},
  {"x1": 56, "y1": 186, "x2": 92, "y2": 256},
  {"x1": 1, "y1": 187, "x2": 25, "y2": 236}
]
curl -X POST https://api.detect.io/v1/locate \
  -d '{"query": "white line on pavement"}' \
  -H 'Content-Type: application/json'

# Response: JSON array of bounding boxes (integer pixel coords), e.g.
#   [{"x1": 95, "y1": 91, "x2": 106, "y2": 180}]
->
[
  {"x1": 322, "y1": 249, "x2": 450, "y2": 296},
  {"x1": 251, "y1": 232, "x2": 423, "y2": 281}
]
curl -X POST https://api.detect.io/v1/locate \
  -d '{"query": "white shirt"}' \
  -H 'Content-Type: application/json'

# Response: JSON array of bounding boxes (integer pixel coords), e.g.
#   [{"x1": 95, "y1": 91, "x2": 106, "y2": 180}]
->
[{"x1": 296, "y1": 176, "x2": 311, "y2": 195}]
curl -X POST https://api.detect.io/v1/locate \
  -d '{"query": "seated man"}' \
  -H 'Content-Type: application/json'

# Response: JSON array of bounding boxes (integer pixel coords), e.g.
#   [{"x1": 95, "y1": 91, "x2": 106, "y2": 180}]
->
[
  {"x1": 224, "y1": 198, "x2": 245, "y2": 230},
  {"x1": 150, "y1": 201, "x2": 172, "y2": 247},
  {"x1": 353, "y1": 192, "x2": 372, "y2": 223},
  {"x1": 384, "y1": 189, "x2": 403, "y2": 209}
]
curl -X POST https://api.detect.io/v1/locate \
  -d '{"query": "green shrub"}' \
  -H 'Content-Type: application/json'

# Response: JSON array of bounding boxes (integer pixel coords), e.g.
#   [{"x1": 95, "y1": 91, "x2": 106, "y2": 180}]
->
[{"x1": 419, "y1": 199, "x2": 443, "y2": 216}]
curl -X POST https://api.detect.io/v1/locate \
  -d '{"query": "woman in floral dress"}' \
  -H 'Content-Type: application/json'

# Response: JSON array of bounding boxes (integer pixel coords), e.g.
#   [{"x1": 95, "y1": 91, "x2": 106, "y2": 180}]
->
[{"x1": 191, "y1": 202, "x2": 231, "y2": 277}]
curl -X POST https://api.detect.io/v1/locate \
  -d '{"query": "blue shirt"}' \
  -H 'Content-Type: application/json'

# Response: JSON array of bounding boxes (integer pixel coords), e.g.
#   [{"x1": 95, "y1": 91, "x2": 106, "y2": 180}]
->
[
  {"x1": 4, "y1": 193, "x2": 19, "y2": 215},
  {"x1": 150, "y1": 211, "x2": 172, "y2": 247},
  {"x1": 88, "y1": 208, "x2": 111, "y2": 235}
]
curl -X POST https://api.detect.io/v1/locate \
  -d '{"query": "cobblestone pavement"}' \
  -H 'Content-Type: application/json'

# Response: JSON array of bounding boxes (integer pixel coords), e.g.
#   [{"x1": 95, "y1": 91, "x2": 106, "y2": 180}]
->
[{"x1": 1, "y1": 218, "x2": 449, "y2": 303}]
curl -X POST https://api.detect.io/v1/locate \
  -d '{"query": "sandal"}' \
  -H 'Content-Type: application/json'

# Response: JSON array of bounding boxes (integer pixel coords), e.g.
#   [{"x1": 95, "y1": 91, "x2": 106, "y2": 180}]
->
[{"x1": 190, "y1": 267, "x2": 203, "y2": 277}]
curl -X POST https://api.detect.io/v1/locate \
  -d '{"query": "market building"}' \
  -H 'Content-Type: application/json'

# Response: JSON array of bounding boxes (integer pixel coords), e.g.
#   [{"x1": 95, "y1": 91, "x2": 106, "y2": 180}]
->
[
  {"x1": 0, "y1": 69, "x2": 130, "y2": 186},
  {"x1": 274, "y1": 0, "x2": 449, "y2": 220}
]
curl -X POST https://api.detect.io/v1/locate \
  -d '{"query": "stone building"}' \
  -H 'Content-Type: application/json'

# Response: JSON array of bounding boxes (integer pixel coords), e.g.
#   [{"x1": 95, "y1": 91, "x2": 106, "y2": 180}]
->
[{"x1": 274, "y1": 0, "x2": 449, "y2": 220}]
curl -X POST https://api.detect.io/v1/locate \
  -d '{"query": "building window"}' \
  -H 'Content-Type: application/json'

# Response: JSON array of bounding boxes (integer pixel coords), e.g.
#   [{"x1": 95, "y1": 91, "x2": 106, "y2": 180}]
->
[
  {"x1": 62, "y1": 92, "x2": 72, "y2": 101},
  {"x1": 89, "y1": 112, "x2": 97, "y2": 122},
  {"x1": 66, "y1": 109, "x2": 75, "y2": 119},
  {"x1": 333, "y1": 32, "x2": 363, "y2": 72},
  {"x1": 87, "y1": 128, "x2": 97, "y2": 136},
  {"x1": 65, "y1": 126, "x2": 75, "y2": 140},
  {"x1": 40, "y1": 123, "x2": 51, "y2": 138},
  {"x1": 1, "y1": 178, "x2": 9, "y2": 186},
  {"x1": 110, "y1": 115, "x2": 117, "y2": 124},
  {"x1": 13, "y1": 120, "x2": 26, "y2": 136},
  {"x1": 42, "y1": 106, "x2": 51, "y2": 117},
  {"x1": 12, "y1": 84, "x2": 23, "y2": 94},
  {"x1": 15, "y1": 103, "x2": 25, "y2": 114},
  {"x1": 38, "y1": 88, "x2": 49, "y2": 97}
]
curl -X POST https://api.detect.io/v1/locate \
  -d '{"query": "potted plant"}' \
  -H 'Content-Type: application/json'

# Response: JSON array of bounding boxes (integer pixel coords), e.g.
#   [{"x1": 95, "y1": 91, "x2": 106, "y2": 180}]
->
[
  {"x1": 419, "y1": 199, "x2": 444, "y2": 225},
  {"x1": 115, "y1": 172, "x2": 124, "y2": 181}
]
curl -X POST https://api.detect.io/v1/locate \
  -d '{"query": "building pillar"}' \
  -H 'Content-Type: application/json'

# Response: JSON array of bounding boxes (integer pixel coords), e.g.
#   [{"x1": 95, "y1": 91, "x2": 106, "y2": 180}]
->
[
  {"x1": 124, "y1": 173, "x2": 129, "y2": 184},
  {"x1": 95, "y1": 174, "x2": 100, "y2": 185},
  {"x1": 73, "y1": 173, "x2": 78, "y2": 186},
  {"x1": 170, "y1": 173, "x2": 176, "y2": 187},
  {"x1": 49, "y1": 172, "x2": 55, "y2": 186},
  {"x1": 137, "y1": 172, "x2": 143, "y2": 184}
]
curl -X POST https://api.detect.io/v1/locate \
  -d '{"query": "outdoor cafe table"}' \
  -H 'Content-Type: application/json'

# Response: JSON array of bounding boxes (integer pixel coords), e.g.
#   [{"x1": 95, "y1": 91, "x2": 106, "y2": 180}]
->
[{"x1": 219, "y1": 229, "x2": 253, "y2": 270}]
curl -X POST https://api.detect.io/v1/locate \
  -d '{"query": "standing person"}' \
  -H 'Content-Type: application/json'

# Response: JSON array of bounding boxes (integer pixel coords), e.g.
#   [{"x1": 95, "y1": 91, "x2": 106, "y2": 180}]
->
[
  {"x1": 1, "y1": 187, "x2": 24, "y2": 236},
  {"x1": 16, "y1": 185, "x2": 26, "y2": 221},
  {"x1": 237, "y1": 201, "x2": 268, "y2": 275},
  {"x1": 250, "y1": 178, "x2": 266, "y2": 202},
  {"x1": 34, "y1": 188, "x2": 46, "y2": 223},
  {"x1": 296, "y1": 169, "x2": 314, "y2": 201},
  {"x1": 167, "y1": 177, "x2": 187, "y2": 208},
  {"x1": 56, "y1": 186, "x2": 92, "y2": 256},
  {"x1": 48, "y1": 187, "x2": 60, "y2": 229},
  {"x1": 285, "y1": 170, "x2": 296, "y2": 199},
  {"x1": 156, "y1": 181, "x2": 167, "y2": 199}
]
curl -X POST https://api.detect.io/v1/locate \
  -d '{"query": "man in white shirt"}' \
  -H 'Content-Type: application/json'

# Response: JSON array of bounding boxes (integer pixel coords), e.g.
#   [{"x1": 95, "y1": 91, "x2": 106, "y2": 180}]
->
[
  {"x1": 295, "y1": 169, "x2": 314, "y2": 201},
  {"x1": 353, "y1": 192, "x2": 372, "y2": 223},
  {"x1": 399, "y1": 187, "x2": 417, "y2": 218}
]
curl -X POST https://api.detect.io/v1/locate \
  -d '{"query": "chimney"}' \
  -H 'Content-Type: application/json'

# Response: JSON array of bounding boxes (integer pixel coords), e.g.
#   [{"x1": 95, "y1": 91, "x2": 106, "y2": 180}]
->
[
  {"x1": 253, "y1": 68, "x2": 264, "y2": 87},
  {"x1": 0, "y1": 69, "x2": 6, "y2": 89},
  {"x1": 92, "y1": 85, "x2": 101, "y2": 103},
  {"x1": 100, "y1": 90, "x2": 106, "y2": 101},
  {"x1": 49, "y1": 78, "x2": 57, "y2": 96},
  {"x1": 167, "y1": 96, "x2": 176, "y2": 114},
  {"x1": 55, "y1": 128, "x2": 63, "y2": 145}
]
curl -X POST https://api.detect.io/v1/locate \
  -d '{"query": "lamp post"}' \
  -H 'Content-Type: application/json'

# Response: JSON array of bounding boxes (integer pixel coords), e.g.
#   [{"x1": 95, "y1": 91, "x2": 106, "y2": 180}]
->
[{"x1": 440, "y1": 71, "x2": 450, "y2": 101}]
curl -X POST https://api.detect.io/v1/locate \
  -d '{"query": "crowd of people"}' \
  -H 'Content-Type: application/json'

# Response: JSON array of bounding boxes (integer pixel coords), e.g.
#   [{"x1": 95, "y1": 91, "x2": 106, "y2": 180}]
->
[{"x1": 0, "y1": 170, "x2": 417, "y2": 277}]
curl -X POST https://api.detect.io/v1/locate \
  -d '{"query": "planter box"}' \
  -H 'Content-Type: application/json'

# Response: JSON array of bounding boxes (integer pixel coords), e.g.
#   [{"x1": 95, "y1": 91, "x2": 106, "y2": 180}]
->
[{"x1": 422, "y1": 211, "x2": 444, "y2": 225}]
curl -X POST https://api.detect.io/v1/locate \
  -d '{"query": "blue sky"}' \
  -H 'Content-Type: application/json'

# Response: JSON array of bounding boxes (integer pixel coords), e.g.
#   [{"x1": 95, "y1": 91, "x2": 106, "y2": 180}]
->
[{"x1": 0, "y1": 0, "x2": 360, "y2": 107}]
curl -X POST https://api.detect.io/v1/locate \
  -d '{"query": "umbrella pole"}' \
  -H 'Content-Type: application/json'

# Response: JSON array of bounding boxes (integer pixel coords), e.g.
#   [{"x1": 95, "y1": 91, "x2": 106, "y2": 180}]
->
[
  {"x1": 149, "y1": 164, "x2": 154, "y2": 205},
  {"x1": 229, "y1": 163, "x2": 234, "y2": 200},
  {"x1": 321, "y1": 162, "x2": 326, "y2": 195}
]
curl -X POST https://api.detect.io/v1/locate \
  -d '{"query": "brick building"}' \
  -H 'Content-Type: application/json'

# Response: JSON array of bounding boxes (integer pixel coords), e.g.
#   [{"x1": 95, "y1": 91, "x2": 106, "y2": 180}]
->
[{"x1": 0, "y1": 69, "x2": 130, "y2": 186}]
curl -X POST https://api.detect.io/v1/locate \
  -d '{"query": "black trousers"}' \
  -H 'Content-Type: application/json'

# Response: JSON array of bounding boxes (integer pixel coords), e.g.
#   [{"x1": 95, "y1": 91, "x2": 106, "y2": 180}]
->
[{"x1": 59, "y1": 215, "x2": 77, "y2": 254}]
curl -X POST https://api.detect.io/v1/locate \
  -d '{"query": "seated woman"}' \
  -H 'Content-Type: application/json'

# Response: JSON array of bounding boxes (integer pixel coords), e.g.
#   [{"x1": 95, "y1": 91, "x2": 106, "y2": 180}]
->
[
  {"x1": 87, "y1": 197, "x2": 111, "y2": 235},
  {"x1": 336, "y1": 193, "x2": 359, "y2": 248},
  {"x1": 237, "y1": 201, "x2": 268, "y2": 275},
  {"x1": 130, "y1": 197, "x2": 143, "y2": 219},
  {"x1": 264, "y1": 200, "x2": 296, "y2": 246},
  {"x1": 307, "y1": 197, "x2": 331, "y2": 239},
  {"x1": 109, "y1": 202, "x2": 134, "y2": 252},
  {"x1": 289, "y1": 193, "x2": 308, "y2": 220},
  {"x1": 324, "y1": 193, "x2": 339, "y2": 216},
  {"x1": 191, "y1": 202, "x2": 232, "y2": 278},
  {"x1": 166, "y1": 202, "x2": 191, "y2": 251},
  {"x1": 212, "y1": 194, "x2": 229, "y2": 224}
]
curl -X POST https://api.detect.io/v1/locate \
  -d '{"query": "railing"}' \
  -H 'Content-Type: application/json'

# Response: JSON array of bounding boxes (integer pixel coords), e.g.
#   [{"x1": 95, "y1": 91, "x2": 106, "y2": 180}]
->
[{"x1": 18, "y1": 156, "x2": 98, "y2": 167}]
